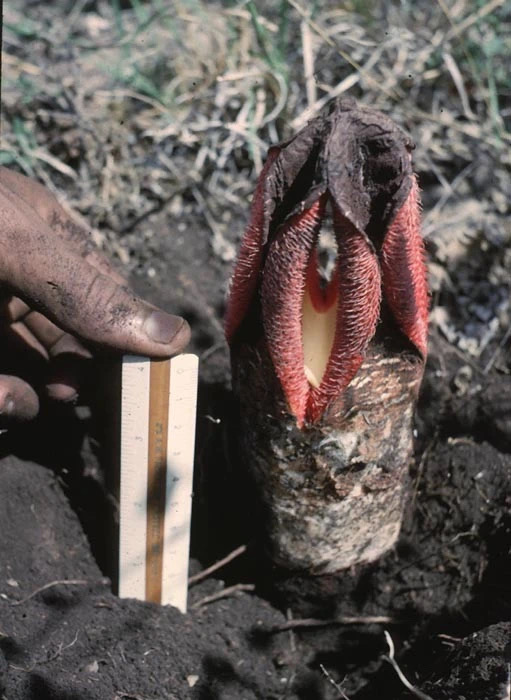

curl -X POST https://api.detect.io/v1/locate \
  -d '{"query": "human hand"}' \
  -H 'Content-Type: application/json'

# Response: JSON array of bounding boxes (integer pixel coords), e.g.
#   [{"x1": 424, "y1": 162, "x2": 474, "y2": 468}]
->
[{"x1": 0, "y1": 167, "x2": 190, "y2": 423}]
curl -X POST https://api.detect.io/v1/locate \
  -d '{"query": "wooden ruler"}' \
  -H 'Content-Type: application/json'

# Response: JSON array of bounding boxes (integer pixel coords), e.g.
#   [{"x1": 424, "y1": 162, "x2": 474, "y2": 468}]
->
[{"x1": 118, "y1": 353, "x2": 198, "y2": 612}]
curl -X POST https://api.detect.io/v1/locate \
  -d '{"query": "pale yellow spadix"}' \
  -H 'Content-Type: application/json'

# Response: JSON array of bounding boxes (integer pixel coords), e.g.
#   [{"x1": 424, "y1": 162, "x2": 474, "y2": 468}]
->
[{"x1": 302, "y1": 287, "x2": 337, "y2": 388}]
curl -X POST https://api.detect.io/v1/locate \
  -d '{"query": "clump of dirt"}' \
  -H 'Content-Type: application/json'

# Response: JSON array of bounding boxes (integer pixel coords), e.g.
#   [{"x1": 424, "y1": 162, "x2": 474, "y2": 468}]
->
[{"x1": 0, "y1": 457, "x2": 292, "y2": 700}]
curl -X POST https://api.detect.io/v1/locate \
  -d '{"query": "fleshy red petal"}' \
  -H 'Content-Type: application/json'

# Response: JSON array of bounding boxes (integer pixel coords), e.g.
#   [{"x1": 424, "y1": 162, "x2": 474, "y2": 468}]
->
[
  {"x1": 261, "y1": 198, "x2": 326, "y2": 427},
  {"x1": 307, "y1": 208, "x2": 382, "y2": 423},
  {"x1": 224, "y1": 149, "x2": 280, "y2": 343},
  {"x1": 380, "y1": 177, "x2": 429, "y2": 357}
]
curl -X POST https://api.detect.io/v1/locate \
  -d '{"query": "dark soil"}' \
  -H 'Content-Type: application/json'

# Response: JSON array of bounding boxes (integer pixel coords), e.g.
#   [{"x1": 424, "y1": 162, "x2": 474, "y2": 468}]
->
[{"x1": 1, "y1": 204, "x2": 510, "y2": 700}]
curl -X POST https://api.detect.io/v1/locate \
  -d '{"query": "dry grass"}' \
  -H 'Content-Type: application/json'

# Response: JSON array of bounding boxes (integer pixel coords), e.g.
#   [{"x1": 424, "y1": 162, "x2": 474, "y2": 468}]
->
[{"x1": 1, "y1": 0, "x2": 510, "y2": 363}]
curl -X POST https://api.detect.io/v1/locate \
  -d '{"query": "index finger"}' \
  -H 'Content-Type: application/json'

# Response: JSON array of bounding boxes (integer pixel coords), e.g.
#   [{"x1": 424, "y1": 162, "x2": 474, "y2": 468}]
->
[{"x1": 0, "y1": 167, "x2": 125, "y2": 283}]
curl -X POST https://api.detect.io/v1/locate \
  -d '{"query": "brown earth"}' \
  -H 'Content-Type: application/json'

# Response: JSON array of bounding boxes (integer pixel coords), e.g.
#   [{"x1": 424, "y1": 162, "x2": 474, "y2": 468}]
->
[
  {"x1": 0, "y1": 202, "x2": 510, "y2": 699},
  {"x1": 1, "y1": 3, "x2": 510, "y2": 697}
]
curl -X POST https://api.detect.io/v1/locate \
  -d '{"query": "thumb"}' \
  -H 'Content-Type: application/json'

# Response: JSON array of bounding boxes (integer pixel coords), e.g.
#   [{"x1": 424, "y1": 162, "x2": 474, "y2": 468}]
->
[
  {"x1": 1, "y1": 187, "x2": 190, "y2": 357},
  {"x1": 27, "y1": 261, "x2": 190, "y2": 357}
]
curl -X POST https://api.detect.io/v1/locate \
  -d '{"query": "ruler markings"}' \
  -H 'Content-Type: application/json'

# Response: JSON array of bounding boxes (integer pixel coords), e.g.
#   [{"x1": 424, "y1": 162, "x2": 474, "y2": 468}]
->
[
  {"x1": 119, "y1": 356, "x2": 150, "y2": 600},
  {"x1": 162, "y1": 354, "x2": 199, "y2": 612},
  {"x1": 119, "y1": 353, "x2": 198, "y2": 613}
]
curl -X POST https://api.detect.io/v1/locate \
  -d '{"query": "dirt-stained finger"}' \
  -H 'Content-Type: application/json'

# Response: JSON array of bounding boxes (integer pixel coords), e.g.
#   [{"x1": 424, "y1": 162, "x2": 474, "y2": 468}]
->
[
  {"x1": 0, "y1": 294, "x2": 30, "y2": 323},
  {"x1": 2, "y1": 297, "x2": 30, "y2": 323},
  {"x1": 0, "y1": 184, "x2": 190, "y2": 357},
  {"x1": 0, "y1": 374, "x2": 39, "y2": 423},
  {"x1": 36, "y1": 267, "x2": 191, "y2": 356},
  {"x1": 10, "y1": 322, "x2": 49, "y2": 360},
  {"x1": 22, "y1": 312, "x2": 93, "y2": 402},
  {"x1": 0, "y1": 186, "x2": 190, "y2": 356},
  {"x1": 44, "y1": 333, "x2": 94, "y2": 402},
  {"x1": 23, "y1": 311, "x2": 92, "y2": 359},
  {"x1": 45, "y1": 350, "x2": 87, "y2": 402},
  {"x1": 0, "y1": 166, "x2": 125, "y2": 283}
]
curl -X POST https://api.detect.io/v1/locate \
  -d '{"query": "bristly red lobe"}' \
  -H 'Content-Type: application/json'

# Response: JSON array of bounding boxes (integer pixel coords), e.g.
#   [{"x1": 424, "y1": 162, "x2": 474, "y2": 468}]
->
[
  {"x1": 380, "y1": 177, "x2": 428, "y2": 357},
  {"x1": 261, "y1": 197, "x2": 326, "y2": 424},
  {"x1": 224, "y1": 149, "x2": 279, "y2": 344},
  {"x1": 307, "y1": 209, "x2": 382, "y2": 424},
  {"x1": 261, "y1": 200, "x2": 382, "y2": 427}
]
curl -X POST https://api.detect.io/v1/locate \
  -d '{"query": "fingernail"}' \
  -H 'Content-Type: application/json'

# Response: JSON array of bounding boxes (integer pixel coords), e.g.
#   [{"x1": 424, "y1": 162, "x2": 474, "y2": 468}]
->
[
  {"x1": 0, "y1": 397, "x2": 15, "y2": 415},
  {"x1": 46, "y1": 383, "x2": 78, "y2": 403},
  {"x1": 143, "y1": 311, "x2": 188, "y2": 345}
]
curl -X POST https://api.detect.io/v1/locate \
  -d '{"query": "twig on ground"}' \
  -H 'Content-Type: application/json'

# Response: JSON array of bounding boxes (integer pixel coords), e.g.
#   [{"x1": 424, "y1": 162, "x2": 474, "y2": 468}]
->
[
  {"x1": 9, "y1": 631, "x2": 80, "y2": 673},
  {"x1": 188, "y1": 544, "x2": 248, "y2": 586},
  {"x1": 276, "y1": 609, "x2": 299, "y2": 698},
  {"x1": 412, "y1": 433, "x2": 438, "y2": 507},
  {"x1": 286, "y1": 0, "x2": 400, "y2": 110},
  {"x1": 269, "y1": 615, "x2": 395, "y2": 633},
  {"x1": 191, "y1": 185, "x2": 237, "y2": 263},
  {"x1": 1, "y1": 51, "x2": 41, "y2": 75},
  {"x1": 383, "y1": 630, "x2": 434, "y2": 700},
  {"x1": 301, "y1": 14, "x2": 316, "y2": 109},
  {"x1": 46, "y1": 630, "x2": 80, "y2": 662},
  {"x1": 435, "y1": 333, "x2": 486, "y2": 376},
  {"x1": 320, "y1": 665, "x2": 350, "y2": 699},
  {"x1": 9, "y1": 579, "x2": 91, "y2": 606},
  {"x1": 444, "y1": 0, "x2": 506, "y2": 40},
  {"x1": 290, "y1": 40, "x2": 390, "y2": 130},
  {"x1": 437, "y1": 633, "x2": 463, "y2": 647},
  {"x1": 286, "y1": 609, "x2": 297, "y2": 653},
  {"x1": 32, "y1": 149, "x2": 78, "y2": 179},
  {"x1": 200, "y1": 341, "x2": 225, "y2": 362},
  {"x1": 483, "y1": 324, "x2": 511, "y2": 374},
  {"x1": 442, "y1": 52, "x2": 477, "y2": 121},
  {"x1": 191, "y1": 583, "x2": 255, "y2": 608},
  {"x1": 422, "y1": 161, "x2": 477, "y2": 233}
]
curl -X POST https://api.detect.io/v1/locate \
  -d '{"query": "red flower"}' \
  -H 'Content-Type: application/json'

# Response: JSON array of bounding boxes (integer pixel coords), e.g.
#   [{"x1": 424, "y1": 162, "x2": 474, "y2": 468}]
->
[{"x1": 226, "y1": 98, "x2": 428, "y2": 427}]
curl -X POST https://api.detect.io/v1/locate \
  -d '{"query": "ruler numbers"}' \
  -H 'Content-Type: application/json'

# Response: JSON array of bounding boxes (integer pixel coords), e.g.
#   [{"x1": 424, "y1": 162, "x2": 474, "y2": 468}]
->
[
  {"x1": 119, "y1": 353, "x2": 198, "y2": 613},
  {"x1": 162, "y1": 355, "x2": 198, "y2": 611},
  {"x1": 119, "y1": 357, "x2": 150, "y2": 600}
]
